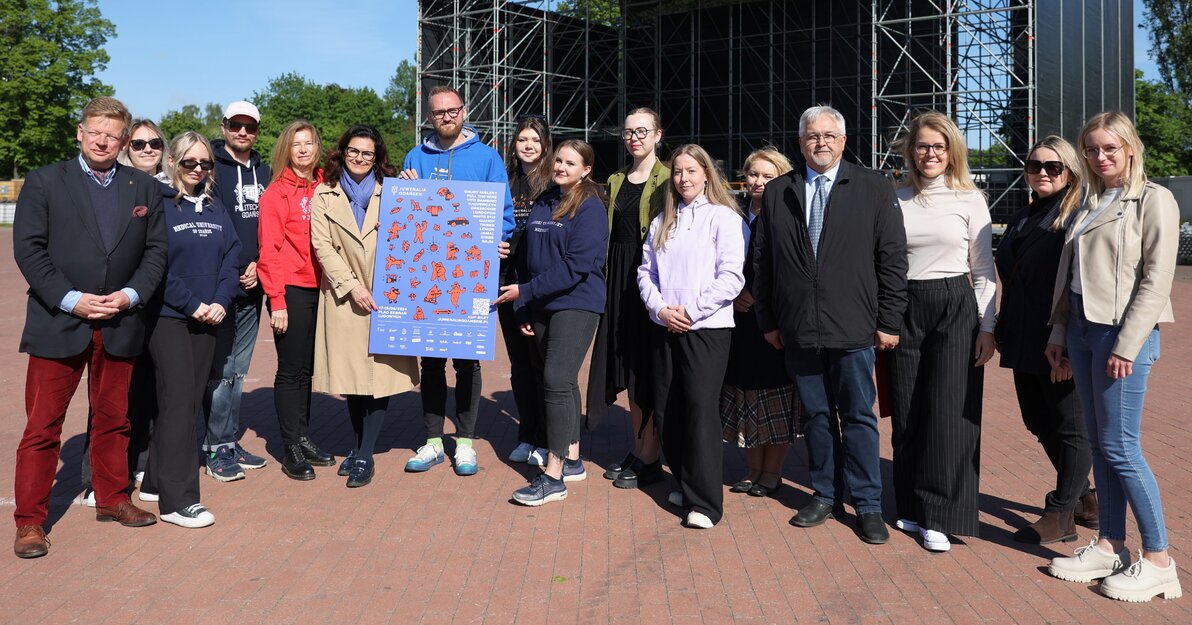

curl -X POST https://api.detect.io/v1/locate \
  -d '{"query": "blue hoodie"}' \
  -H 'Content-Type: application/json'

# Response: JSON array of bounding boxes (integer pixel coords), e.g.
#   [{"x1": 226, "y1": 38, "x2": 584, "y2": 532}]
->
[
  {"x1": 153, "y1": 182, "x2": 242, "y2": 320},
  {"x1": 402, "y1": 126, "x2": 515, "y2": 240}
]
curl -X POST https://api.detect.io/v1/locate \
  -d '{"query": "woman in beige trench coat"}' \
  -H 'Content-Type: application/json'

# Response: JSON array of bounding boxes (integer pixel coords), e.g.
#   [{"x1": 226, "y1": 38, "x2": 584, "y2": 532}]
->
[{"x1": 311, "y1": 125, "x2": 418, "y2": 487}]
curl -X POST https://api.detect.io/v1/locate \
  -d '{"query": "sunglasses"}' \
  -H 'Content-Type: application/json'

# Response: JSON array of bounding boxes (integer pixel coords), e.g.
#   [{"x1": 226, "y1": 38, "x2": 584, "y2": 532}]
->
[
  {"x1": 178, "y1": 159, "x2": 215, "y2": 172},
  {"x1": 224, "y1": 120, "x2": 259, "y2": 133},
  {"x1": 130, "y1": 138, "x2": 164, "y2": 151},
  {"x1": 1024, "y1": 159, "x2": 1065, "y2": 176}
]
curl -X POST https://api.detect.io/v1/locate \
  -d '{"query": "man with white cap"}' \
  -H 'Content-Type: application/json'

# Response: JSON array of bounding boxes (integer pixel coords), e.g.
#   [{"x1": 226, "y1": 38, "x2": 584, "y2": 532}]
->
[{"x1": 202, "y1": 100, "x2": 272, "y2": 482}]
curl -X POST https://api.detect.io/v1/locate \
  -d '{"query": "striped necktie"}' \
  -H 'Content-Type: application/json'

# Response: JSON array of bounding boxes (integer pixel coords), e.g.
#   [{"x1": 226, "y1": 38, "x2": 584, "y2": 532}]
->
[{"x1": 809, "y1": 174, "x2": 827, "y2": 257}]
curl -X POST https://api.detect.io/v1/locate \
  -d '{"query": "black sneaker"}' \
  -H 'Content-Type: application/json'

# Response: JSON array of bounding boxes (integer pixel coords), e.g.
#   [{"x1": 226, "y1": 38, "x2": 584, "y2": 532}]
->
[
  {"x1": 603, "y1": 453, "x2": 636, "y2": 480},
  {"x1": 233, "y1": 444, "x2": 268, "y2": 470},
  {"x1": 205, "y1": 446, "x2": 246, "y2": 482}
]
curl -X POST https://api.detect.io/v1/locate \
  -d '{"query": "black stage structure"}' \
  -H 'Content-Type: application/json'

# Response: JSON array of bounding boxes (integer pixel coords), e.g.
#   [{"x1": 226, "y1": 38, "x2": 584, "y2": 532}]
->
[{"x1": 417, "y1": 1, "x2": 1134, "y2": 220}]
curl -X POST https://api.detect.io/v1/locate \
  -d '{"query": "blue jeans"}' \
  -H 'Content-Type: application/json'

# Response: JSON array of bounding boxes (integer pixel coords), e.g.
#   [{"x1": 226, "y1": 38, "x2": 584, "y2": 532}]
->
[
  {"x1": 202, "y1": 294, "x2": 262, "y2": 452},
  {"x1": 786, "y1": 346, "x2": 882, "y2": 514},
  {"x1": 1066, "y1": 294, "x2": 1168, "y2": 551}
]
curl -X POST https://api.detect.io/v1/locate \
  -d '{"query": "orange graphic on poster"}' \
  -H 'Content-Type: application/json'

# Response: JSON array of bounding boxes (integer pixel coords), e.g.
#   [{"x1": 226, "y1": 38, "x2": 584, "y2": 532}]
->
[
  {"x1": 469, "y1": 270, "x2": 479, "y2": 278},
  {"x1": 426, "y1": 205, "x2": 443, "y2": 216},
  {"x1": 428, "y1": 240, "x2": 439, "y2": 253},
  {"x1": 414, "y1": 220, "x2": 428, "y2": 243},
  {"x1": 409, "y1": 277, "x2": 421, "y2": 288},
  {"x1": 448, "y1": 282, "x2": 465, "y2": 307},
  {"x1": 465, "y1": 245, "x2": 482, "y2": 261},
  {"x1": 451, "y1": 264, "x2": 463, "y2": 278},
  {"x1": 385, "y1": 274, "x2": 397, "y2": 283},
  {"x1": 402, "y1": 240, "x2": 411, "y2": 252},
  {"x1": 384, "y1": 288, "x2": 400, "y2": 302},
  {"x1": 433, "y1": 309, "x2": 453, "y2": 315},
  {"x1": 413, "y1": 248, "x2": 425, "y2": 262},
  {"x1": 409, "y1": 293, "x2": 417, "y2": 301},
  {"x1": 460, "y1": 232, "x2": 472, "y2": 239},
  {"x1": 424, "y1": 285, "x2": 442, "y2": 304},
  {"x1": 436, "y1": 187, "x2": 455, "y2": 201},
  {"x1": 413, "y1": 307, "x2": 425, "y2": 320},
  {"x1": 387, "y1": 221, "x2": 405, "y2": 241},
  {"x1": 389, "y1": 205, "x2": 402, "y2": 214},
  {"x1": 433, "y1": 224, "x2": 441, "y2": 231},
  {"x1": 472, "y1": 283, "x2": 485, "y2": 293},
  {"x1": 411, "y1": 200, "x2": 422, "y2": 211},
  {"x1": 484, "y1": 260, "x2": 490, "y2": 278},
  {"x1": 443, "y1": 230, "x2": 453, "y2": 237},
  {"x1": 430, "y1": 262, "x2": 447, "y2": 282},
  {"x1": 385, "y1": 255, "x2": 400, "y2": 270},
  {"x1": 446, "y1": 242, "x2": 459, "y2": 260}
]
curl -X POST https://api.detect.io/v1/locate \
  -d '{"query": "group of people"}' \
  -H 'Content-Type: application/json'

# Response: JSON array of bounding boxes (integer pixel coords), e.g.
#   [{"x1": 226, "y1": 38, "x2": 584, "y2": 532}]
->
[{"x1": 8, "y1": 90, "x2": 1182, "y2": 604}]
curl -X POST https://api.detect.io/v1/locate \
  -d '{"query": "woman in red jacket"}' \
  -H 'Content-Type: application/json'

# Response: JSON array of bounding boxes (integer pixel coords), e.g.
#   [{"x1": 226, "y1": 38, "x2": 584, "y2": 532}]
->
[{"x1": 257, "y1": 120, "x2": 335, "y2": 480}]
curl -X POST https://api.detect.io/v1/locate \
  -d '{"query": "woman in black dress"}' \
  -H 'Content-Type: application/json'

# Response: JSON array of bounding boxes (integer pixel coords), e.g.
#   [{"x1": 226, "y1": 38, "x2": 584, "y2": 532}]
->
[
  {"x1": 589, "y1": 107, "x2": 670, "y2": 490},
  {"x1": 721, "y1": 148, "x2": 800, "y2": 497}
]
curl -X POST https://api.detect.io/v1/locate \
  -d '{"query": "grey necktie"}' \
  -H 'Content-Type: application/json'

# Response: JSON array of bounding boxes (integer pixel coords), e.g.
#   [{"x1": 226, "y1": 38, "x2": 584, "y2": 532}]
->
[{"x1": 809, "y1": 174, "x2": 827, "y2": 257}]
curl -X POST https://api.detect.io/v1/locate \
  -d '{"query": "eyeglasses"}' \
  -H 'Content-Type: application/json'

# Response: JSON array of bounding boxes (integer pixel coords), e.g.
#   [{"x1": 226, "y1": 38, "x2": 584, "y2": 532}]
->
[
  {"x1": 621, "y1": 127, "x2": 655, "y2": 140},
  {"x1": 914, "y1": 143, "x2": 948, "y2": 155},
  {"x1": 1024, "y1": 159, "x2": 1065, "y2": 176},
  {"x1": 224, "y1": 120, "x2": 259, "y2": 134},
  {"x1": 81, "y1": 128, "x2": 123, "y2": 143},
  {"x1": 178, "y1": 159, "x2": 215, "y2": 171},
  {"x1": 803, "y1": 133, "x2": 842, "y2": 145},
  {"x1": 130, "y1": 138, "x2": 164, "y2": 152},
  {"x1": 345, "y1": 147, "x2": 376, "y2": 162},
  {"x1": 1083, "y1": 145, "x2": 1123, "y2": 159},
  {"x1": 430, "y1": 106, "x2": 465, "y2": 119}
]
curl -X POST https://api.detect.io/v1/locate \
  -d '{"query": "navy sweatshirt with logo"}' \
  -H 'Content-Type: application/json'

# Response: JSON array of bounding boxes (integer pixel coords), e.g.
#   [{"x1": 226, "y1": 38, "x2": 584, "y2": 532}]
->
[
  {"x1": 211, "y1": 139, "x2": 270, "y2": 281},
  {"x1": 152, "y1": 182, "x2": 242, "y2": 320},
  {"x1": 515, "y1": 186, "x2": 609, "y2": 317}
]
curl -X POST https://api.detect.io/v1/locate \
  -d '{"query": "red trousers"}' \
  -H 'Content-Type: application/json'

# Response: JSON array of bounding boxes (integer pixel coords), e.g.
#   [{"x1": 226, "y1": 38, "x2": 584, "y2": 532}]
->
[{"x1": 14, "y1": 330, "x2": 135, "y2": 527}]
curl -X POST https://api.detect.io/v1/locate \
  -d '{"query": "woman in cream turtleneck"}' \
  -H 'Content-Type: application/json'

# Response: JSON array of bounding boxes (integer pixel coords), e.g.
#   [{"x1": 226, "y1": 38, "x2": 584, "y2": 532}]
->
[{"x1": 888, "y1": 111, "x2": 996, "y2": 553}]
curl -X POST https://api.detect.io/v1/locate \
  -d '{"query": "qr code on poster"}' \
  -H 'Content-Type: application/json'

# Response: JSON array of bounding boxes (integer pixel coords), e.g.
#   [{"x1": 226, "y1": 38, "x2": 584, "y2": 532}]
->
[{"x1": 472, "y1": 297, "x2": 491, "y2": 316}]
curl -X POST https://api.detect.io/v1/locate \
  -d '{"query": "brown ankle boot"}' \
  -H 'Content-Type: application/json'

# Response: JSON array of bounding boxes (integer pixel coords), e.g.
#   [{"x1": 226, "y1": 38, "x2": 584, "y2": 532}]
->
[
  {"x1": 1014, "y1": 510, "x2": 1078, "y2": 544},
  {"x1": 1074, "y1": 489, "x2": 1099, "y2": 530}
]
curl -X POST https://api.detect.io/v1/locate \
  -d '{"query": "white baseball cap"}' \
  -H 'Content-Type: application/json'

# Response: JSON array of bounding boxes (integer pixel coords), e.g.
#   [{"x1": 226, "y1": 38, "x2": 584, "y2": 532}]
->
[{"x1": 222, "y1": 100, "x2": 261, "y2": 122}]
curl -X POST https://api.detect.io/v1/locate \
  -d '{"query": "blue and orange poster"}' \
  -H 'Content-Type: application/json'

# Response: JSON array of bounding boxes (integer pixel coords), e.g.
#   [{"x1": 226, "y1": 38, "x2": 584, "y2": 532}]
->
[{"x1": 368, "y1": 179, "x2": 502, "y2": 360}]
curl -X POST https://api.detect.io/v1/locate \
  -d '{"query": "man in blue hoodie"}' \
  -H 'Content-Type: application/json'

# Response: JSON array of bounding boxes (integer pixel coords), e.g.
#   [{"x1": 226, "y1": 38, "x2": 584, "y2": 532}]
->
[
  {"x1": 203, "y1": 101, "x2": 273, "y2": 482},
  {"x1": 399, "y1": 85, "x2": 515, "y2": 477}
]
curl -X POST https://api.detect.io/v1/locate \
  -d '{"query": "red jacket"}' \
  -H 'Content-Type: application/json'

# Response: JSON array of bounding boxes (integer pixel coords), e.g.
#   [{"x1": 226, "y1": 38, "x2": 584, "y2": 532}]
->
[{"x1": 257, "y1": 167, "x2": 323, "y2": 310}]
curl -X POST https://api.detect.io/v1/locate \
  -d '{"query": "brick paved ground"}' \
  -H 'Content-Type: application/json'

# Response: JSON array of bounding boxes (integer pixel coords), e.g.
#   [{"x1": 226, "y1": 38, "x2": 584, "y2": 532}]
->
[{"x1": 0, "y1": 226, "x2": 1188, "y2": 624}]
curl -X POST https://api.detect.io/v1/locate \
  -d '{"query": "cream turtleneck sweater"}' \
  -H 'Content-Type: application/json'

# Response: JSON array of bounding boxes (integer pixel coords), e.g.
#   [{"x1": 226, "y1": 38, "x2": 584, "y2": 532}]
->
[{"x1": 896, "y1": 175, "x2": 997, "y2": 333}]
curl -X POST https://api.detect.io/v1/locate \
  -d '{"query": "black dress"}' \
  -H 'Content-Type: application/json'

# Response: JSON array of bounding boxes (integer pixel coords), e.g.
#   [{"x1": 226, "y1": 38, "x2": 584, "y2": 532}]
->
[{"x1": 585, "y1": 180, "x2": 654, "y2": 429}]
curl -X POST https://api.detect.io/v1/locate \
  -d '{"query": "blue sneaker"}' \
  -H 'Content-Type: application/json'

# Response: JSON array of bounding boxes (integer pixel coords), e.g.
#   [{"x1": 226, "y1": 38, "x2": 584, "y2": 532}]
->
[
  {"x1": 233, "y1": 443, "x2": 268, "y2": 469},
  {"x1": 562, "y1": 458, "x2": 586, "y2": 482},
  {"x1": 205, "y1": 446, "x2": 245, "y2": 482},
  {"x1": 512, "y1": 474, "x2": 567, "y2": 506},
  {"x1": 454, "y1": 444, "x2": 478, "y2": 476},
  {"x1": 404, "y1": 444, "x2": 445, "y2": 472},
  {"x1": 338, "y1": 450, "x2": 358, "y2": 477}
]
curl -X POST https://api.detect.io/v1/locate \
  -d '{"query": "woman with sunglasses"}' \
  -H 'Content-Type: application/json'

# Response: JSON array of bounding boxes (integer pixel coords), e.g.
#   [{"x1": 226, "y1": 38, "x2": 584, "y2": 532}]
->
[
  {"x1": 494, "y1": 139, "x2": 608, "y2": 505},
  {"x1": 140, "y1": 131, "x2": 241, "y2": 528},
  {"x1": 117, "y1": 119, "x2": 168, "y2": 180},
  {"x1": 888, "y1": 111, "x2": 996, "y2": 552},
  {"x1": 310, "y1": 125, "x2": 418, "y2": 487},
  {"x1": 589, "y1": 107, "x2": 669, "y2": 490},
  {"x1": 995, "y1": 136, "x2": 1096, "y2": 545},
  {"x1": 639, "y1": 144, "x2": 747, "y2": 529},
  {"x1": 1045, "y1": 112, "x2": 1182, "y2": 602},
  {"x1": 502, "y1": 115, "x2": 553, "y2": 466},
  {"x1": 257, "y1": 120, "x2": 335, "y2": 480}
]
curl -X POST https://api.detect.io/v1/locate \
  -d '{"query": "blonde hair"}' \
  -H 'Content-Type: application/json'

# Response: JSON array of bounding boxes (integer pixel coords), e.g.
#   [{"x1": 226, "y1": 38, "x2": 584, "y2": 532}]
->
[
  {"x1": 79, "y1": 97, "x2": 132, "y2": 136},
  {"x1": 551, "y1": 140, "x2": 605, "y2": 221},
  {"x1": 117, "y1": 119, "x2": 167, "y2": 173},
  {"x1": 900, "y1": 111, "x2": 978, "y2": 194},
  {"x1": 270, "y1": 120, "x2": 323, "y2": 184},
  {"x1": 1026, "y1": 135, "x2": 1084, "y2": 231},
  {"x1": 654, "y1": 144, "x2": 741, "y2": 249},
  {"x1": 742, "y1": 146, "x2": 794, "y2": 177},
  {"x1": 1078, "y1": 111, "x2": 1147, "y2": 197},
  {"x1": 167, "y1": 131, "x2": 216, "y2": 198}
]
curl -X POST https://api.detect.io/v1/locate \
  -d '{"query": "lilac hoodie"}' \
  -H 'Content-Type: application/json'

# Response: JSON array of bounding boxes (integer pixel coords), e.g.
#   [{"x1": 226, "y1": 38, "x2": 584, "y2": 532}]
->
[{"x1": 637, "y1": 196, "x2": 748, "y2": 330}]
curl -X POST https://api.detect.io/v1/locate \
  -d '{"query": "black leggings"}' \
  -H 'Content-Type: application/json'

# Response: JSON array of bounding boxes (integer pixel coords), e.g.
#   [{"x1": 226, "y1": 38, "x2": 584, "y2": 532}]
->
[
  {"x1": 499, "y1": 300, "x2": 546, "y2": 448},
  {"x1": 272, "y1": 285, "x2": 318, "y2": 446},
  {"x1": 347, "y1": 394, "x2": 390, "y2": 461}
]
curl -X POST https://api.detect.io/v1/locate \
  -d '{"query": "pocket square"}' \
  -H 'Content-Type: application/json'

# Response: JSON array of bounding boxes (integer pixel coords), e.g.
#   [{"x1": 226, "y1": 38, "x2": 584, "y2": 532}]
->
[{"x1": 132, "y1": 205, "x2": 148, "y2": 218}]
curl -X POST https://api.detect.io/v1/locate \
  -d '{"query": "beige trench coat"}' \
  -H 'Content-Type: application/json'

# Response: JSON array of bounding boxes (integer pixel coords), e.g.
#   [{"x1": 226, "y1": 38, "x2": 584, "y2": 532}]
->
[{"x1": 310, "y1": 179, "x2": 418, "y2": 397}]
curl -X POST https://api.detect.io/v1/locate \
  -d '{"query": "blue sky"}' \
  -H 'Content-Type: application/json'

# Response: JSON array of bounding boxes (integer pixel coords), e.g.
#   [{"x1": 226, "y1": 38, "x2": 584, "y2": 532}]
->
[{"x1": 99, "y1": 0, "x2": 1161, "y2": 123}]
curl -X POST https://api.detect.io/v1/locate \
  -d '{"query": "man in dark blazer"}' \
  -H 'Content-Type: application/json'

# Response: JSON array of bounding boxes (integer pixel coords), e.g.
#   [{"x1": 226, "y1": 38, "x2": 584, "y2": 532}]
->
[
  {"x1": 11, "y1": 97, "x2": 166, "y2": 558},
  {"x1": 752, "y1": 105, "x2": 908, "y2": 544}
]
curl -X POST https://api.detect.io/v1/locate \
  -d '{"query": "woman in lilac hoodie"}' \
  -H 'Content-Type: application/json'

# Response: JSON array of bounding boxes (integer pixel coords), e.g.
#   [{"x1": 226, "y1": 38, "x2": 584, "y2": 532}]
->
[{"x1": 638, "y1": 144, "x2": 748, "y2": 529}]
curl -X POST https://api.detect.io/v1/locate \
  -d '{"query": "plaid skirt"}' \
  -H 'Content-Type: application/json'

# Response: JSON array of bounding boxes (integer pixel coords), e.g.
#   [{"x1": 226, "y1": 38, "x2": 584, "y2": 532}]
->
[{"x1": 720, "y1": 384, "x2": 801, "y2": 448}]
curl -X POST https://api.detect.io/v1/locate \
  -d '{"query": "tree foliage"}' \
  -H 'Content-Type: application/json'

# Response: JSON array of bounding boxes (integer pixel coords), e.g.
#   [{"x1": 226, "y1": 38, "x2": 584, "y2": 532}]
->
[
  {"x1": 0, "y1": 0, "x2": 114, "y2": 177},
  {"x1": 1135, "y1": 70, "x2": 1192, "y2": 177},
  {"x1": 158, "y1": 103, "x2": 223, "y2": 144},
  {"x1": 555, "y1": 0, "x2": 621, "y2": 25},
  {"x1": 1141, "y1": 0, "x2": 1192, "y2": 104}
]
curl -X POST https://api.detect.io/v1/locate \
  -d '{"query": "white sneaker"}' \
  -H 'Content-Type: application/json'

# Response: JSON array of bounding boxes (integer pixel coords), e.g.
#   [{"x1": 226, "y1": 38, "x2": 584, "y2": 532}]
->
[
  {"x1": 138, "y1": 490, "x2": 159, "y2": 502},
  {"x1": 527, "y1": 448, "x2": 548, "y2": 467},
  {"x1": 686, "y1": 511, "x2": 714, "y2": 529},
  {"x1": 668, "y1": 491, "x2": 685, "y2": 507},
  {"x1": 508, "y1": 442, "x2": 534, "y2": 463},
  {"x1": 453, "y1": 444, "x2": 478, "y2": 476},
  {"x1": 895, "y1": 518, "x2": 919, "y2": 532},
  {"x1": 920, "y1": 527, "x2": 951, "y2": 552},
  {"x1": 1049, "y1": 538, "x2": 1131, "y2": 583},
  {"x1": 1100, "y1": 553, "x2": 1183, "y2": 602},
  {"x1": 160, "y1": 503, "x2": 215, "y2": 529},
  {"x1": 81, "y1": 488, "x2": 96, "y2": 507},
  {"x1": 134, "y1": 471, "x2": 144, "y2": 485}
]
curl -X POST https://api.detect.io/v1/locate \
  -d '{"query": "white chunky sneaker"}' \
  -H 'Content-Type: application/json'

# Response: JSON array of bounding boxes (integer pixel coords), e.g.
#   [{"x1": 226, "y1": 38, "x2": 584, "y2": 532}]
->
[
  {"x1": 1100, "y1": 553, "x2": 1183, "y2": 602},
  {"x1": 1048, "y1": 538, "x2": 1131, "y2": 583}
]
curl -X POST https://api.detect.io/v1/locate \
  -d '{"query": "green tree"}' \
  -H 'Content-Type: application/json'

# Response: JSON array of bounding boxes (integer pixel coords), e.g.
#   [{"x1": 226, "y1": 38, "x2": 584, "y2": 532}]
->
[
  {"x1": 1135, "y1": 70, "x2": 1192, "y2": 177},
  {"x1": 555, "y1": 0, "x2": 621, "y2": 25},
  {"x1": 0, "y1": 0, "x2": 114, "y2": 178},
  {"x1": 1141, "y1": 0, "x2": 1192, "y2": 104},
  {"x1": 383, "y1": 59, "x2": 419, "y2": 153},
  {"x1": 158, "y1": 103, "x2": 223, "y2": 143}
]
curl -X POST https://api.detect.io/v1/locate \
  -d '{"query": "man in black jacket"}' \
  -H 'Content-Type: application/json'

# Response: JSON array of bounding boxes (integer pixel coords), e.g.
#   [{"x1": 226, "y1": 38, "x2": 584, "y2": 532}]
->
[
  {"x1": 752, "y1": 105, "x2": 908, "y2": 544},
  {"x1": 12, "y1": 97, "x2": 167, "y2": 558}
]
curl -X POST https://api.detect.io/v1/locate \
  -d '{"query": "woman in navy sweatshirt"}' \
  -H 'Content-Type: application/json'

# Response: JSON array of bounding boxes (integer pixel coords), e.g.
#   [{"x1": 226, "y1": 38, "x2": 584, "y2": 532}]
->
[
  {"x1": 493, "y1": 139, "x2": 609, "y2": 506},
  {"x1": 141, "y1": 131, "x2": 241, "y2": 528}
]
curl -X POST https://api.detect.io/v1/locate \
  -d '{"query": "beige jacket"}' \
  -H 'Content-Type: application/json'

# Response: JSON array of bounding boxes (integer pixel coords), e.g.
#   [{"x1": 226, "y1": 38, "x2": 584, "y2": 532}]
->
[
  {"x1": 310, "y1": 180, "x2": 418, "y2": 397},
  {"x1": 1048, "y1": 181, "x2": 1178, "y2": 360}
]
